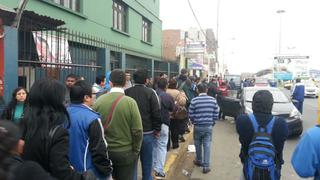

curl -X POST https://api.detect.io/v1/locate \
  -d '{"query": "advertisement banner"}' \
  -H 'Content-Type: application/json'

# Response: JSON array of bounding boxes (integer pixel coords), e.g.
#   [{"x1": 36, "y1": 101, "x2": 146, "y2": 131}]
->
[{"x1": 33, "y1": 31, "x2": 72, "y2": 68}]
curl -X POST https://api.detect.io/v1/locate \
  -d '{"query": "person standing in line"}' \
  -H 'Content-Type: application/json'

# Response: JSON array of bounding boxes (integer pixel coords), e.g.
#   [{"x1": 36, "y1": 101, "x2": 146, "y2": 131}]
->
[
  {"x1": 1, "y1": 87, "x2": 28, "y2": 124},
  {"x1": 21, "y1": 78, "x2": 93, "y2": 180},
  {"x1": 166, "y1": 79, "x2": 187, "y2": 149},
  {"x1": 236, "y1": 90, "x2": 288, "y2": 180},
  {"x1": 125, "y1": 69, "x2": 162, "y2": 180},
  {"x1": 68, "y1": 80, "x2": 112, "y2": 179},
  {"x1": 0, "y1": 120, "x2": 58, "y2": 180},
  {"x1": 93, "y1": 69, "x2": 143, "y2": 180},
  {"x1": 124, "y1": 70, "x2": 133, "y2": 90},
  {"x1": 291, "y1": 125, "x2": 320, "y2": 179},
  {"x1": 292, "y1": 78, "x2": 305, "y2": 114},
  {"x1": 188, "y1": 83, "x2": 219, "y2": 174},
  {"x1": 92, "y1": 75, "x2": 106, "y2": 98},
  {"x1": 153, "y1": 78, "x2": 174, "y2": 179},
  {"x1": 64, "y1": 74, "x2": 79, "y2": 106}
]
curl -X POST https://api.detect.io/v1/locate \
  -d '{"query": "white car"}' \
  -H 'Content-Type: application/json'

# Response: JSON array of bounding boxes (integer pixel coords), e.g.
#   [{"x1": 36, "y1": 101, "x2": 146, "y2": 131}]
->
[{"x1": 304, "y1": 81, "x2": 319, "y2": 98}]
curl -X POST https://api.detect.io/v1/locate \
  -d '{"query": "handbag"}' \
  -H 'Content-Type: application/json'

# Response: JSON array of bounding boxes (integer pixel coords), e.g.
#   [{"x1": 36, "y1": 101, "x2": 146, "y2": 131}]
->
[{"x1": 172, "y1": 91, "x2": 188, "y2": 120}]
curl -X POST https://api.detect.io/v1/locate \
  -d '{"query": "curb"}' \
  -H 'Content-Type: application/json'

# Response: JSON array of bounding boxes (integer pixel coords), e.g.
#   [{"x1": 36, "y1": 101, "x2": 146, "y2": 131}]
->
[{"x1": 164, "y1": 128, "x2": 194, "y2": 178}]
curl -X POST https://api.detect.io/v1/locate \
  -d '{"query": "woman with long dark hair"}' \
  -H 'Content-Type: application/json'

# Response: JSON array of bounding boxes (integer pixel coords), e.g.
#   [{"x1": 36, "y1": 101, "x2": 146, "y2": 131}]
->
[
  {"x1": 1, "y1": 87, "x2": 28, "y2": 123},
  {"x1": 21, "y1": 78, "x2": 94, "y2": 180},
  {"x1": 0, "y1": 120, "x2": 57, "y2": 180}
]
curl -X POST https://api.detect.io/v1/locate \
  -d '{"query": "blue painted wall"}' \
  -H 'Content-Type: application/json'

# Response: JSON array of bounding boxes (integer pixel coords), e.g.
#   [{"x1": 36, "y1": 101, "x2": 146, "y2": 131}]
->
[{"x1": 4, "y1": 26, "x2": 18, "y2": 102}]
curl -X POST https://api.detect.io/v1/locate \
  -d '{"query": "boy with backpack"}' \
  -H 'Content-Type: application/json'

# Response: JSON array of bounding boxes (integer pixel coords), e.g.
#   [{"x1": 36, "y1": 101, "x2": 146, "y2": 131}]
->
[{"x1": 236, "y1": 90, "x2": 288, "y2": 180}]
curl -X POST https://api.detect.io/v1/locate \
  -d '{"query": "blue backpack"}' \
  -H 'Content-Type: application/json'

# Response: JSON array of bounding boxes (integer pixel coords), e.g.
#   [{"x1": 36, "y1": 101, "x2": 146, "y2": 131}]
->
[{"x1": 245, "y1": 113, "x2": 278, "y2": 180}]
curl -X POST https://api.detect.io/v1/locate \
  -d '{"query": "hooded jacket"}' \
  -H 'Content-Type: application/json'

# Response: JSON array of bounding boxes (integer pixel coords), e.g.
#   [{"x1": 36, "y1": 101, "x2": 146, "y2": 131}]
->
[{"x1": 236, "y1": 90, "x2": 288, "y2": 168}]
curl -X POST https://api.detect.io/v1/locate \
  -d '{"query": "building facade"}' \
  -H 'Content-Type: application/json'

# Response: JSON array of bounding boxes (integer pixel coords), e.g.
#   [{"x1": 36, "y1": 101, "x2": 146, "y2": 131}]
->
[
  {"x1": 0, "y1": 0, "x2": 179, "y2": 101},
  {"x1": 163, "y1": 28, "x2": 216, "y2": 78}
]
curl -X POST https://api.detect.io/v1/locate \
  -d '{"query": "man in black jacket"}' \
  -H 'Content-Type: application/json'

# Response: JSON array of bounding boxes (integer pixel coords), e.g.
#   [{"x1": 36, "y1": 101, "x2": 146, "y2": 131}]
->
[
  {"x1": 236, "y1": 90, "x2": 288, "y2": 179},
  {"x1": 125, "y1": 69, "x2": 162, "y2": 180}
]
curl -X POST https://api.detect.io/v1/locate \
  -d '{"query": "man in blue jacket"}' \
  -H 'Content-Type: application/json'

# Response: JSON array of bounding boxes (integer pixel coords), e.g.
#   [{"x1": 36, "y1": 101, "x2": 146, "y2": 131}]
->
[
  {"x1": 292, "y1": 78, "x2": 305, "y2": 114},
  {"x1": 68, "y1": 80, "x2": 112, "y2": 179},
  {"x1": 292, "y1": 125, "x2": 320, "y2": 179}
]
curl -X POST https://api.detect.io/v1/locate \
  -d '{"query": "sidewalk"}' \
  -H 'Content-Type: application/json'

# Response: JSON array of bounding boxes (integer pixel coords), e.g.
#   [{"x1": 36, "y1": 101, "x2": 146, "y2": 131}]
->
[
  {"x1": 136, "y1": 128, "x2": 194, "y2": 180},
  {"x1": 190, "y1": 120, "x2": 243, "y2": 180}
]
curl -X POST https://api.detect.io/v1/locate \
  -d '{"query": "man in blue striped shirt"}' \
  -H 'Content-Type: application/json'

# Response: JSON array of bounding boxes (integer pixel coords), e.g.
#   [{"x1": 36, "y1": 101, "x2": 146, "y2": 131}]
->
[{"x1": 189, "y1": 83, "x2": 219, "y2": 174}]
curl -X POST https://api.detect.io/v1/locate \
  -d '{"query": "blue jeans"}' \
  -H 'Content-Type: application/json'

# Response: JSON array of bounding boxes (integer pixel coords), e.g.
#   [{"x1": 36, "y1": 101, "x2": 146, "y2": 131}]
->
[
  {"x1": 193, "y1": 125, "x2": 213, "y2": 168},
  {"x1": 153, "y1": 124, "x2": 169, "y2": 174},
  {"x1": 134, "y1": 133, "x2": 154, "y2": 180}
]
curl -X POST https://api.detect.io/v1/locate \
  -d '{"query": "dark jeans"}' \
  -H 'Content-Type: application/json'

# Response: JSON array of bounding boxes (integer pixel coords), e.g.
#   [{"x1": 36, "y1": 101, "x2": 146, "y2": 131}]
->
[
  {"x1": 295, "y1": 101, "x2": 303, "y2": 114},
  {"x1": 134, "y1": 134, "x2": 154, "y2": 180},
  {"x1": 170, "y1": 119, "x2": 186, "y2": 148},
  {"x1": 108, "y1": 150, "x2": 137, "y2": 180}
]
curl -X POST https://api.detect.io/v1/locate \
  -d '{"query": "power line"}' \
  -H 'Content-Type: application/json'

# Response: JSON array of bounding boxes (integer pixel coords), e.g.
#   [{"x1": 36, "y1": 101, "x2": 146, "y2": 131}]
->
[{"x1": 186, "y1": 0, "x2": 208, "y2": 39}]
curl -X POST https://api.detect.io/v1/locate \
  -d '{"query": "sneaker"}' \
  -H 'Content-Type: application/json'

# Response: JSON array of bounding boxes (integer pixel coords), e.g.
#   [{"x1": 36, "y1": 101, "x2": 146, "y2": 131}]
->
[
  {"x1": 193, "y1": 160, "x2": 202, "y2": 167},
  {"x1": 154, "y1": 172, "x2": 166, "y2": 179},
  {"x1": 202, "y1": 167, "x2": 211, "y2": 174}
]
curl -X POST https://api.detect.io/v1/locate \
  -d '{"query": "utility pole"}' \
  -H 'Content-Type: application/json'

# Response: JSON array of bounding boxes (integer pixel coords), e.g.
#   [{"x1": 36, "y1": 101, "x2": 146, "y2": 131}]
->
[{"x1": 215, "y1": 0, "x2": 221, "y2": 75}]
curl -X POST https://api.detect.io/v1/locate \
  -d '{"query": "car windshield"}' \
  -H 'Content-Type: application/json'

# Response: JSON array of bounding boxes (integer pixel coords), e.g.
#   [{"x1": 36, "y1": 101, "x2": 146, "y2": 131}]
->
[
  {"x1": 245, "y1": 89, "x2": 289, "y2": 103},
  {"x1": 304, "y1": 82, "x2": 316, "y2": 87}
]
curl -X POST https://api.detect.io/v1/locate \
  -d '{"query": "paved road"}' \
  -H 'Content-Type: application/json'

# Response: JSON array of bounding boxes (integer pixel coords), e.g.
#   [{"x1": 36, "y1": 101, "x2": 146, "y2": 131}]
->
[{"x1": 173, "y1": 96, "x2": 318, "y2": 180}]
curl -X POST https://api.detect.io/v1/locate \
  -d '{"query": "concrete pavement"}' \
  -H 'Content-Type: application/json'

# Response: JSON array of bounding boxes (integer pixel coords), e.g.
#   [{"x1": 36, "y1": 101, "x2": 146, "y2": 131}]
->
[{"x1": 188, "y1": 97, "x2": 318, "y2": 180}]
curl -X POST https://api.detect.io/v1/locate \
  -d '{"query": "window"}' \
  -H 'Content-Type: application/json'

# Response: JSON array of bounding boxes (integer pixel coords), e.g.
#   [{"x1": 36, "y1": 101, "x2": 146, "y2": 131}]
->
[
  {"x1": 142, "y1": 18, "x2": 151, "y2": 43},
  {"x1": 51, "y1": 0, "x2": 81, "y2": 12},
  {"x1": 113, "y1": 1, "x2": 127, "y2": 32}
]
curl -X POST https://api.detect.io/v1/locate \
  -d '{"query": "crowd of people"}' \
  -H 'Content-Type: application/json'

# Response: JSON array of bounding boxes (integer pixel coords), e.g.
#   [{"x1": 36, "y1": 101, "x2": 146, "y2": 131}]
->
[{"x1": 0, "y1": 68, "x2": 319, "y2": 180}]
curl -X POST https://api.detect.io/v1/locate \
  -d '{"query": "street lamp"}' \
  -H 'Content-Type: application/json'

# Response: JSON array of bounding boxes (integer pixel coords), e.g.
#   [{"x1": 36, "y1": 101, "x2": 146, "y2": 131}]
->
[
  {"x1": 215, "y1": 0, "x2": 221, "y2": 75},
  {"x1": 276, "y1": 10, "x2": 286, "y2": 55}
]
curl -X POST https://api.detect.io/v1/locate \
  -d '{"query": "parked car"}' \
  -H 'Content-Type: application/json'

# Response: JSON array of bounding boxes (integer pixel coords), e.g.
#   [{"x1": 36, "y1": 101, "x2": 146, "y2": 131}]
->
[
  {"x1": 303, "y1": 81, "x2": 319, "y2": 98},
  {"x1": 254, "y1": 78, "x2": 270, "y2": 87},
  {"x1": 241, "y1": 87, "x2": 303, "y2": 136}
]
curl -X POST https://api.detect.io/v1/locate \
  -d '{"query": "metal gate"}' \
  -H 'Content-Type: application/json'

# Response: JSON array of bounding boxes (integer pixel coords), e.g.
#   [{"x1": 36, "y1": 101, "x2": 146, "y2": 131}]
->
[{"x1": 17, "y1": 16, "x2": 120, "y2": 90}]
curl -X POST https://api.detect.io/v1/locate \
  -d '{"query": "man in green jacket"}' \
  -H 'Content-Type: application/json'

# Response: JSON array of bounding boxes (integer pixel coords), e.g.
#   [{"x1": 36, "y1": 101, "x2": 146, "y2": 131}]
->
[{"x1": 93, "y1": 69, "x2": 143, "y2": 180}]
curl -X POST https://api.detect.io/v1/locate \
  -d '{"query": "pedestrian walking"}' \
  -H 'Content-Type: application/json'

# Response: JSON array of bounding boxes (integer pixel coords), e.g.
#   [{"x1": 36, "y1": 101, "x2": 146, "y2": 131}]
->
[
  {"x1": 64, "y1": 74, "x2": 79, "y2": 106},
  {"x1": 93, "y1": 69, "x2": 143, "y2": 180},
  {"x1": 68, "y1": 80, "x2": 112, "y2": 179},
  {"x1": 292, "y1": 78, "x2": 305, "y2": 114},
  {"x1": 291, "y1": 125, "x2": 320, "y2": 179},
  {"x1": 1, "y1": 87, "x2": 28, "y2": 124},
  {"x1": 153, "y1": 78, "x2": 174, "y2": 179},
  {"x1": 188, "y1": 83, "x2": 219, "y2": 174},
  {"x1": 0, "y1": 120, "x2": 58, "y2": 180},
  {"x1": 166, "y1": 78, "x2": 187, "y2": 149},
  {"x1": 236, "y1": 90, "x2": 288, "y2": 180},
  {"x1": 21, "y1": 78, "x2": 91, "y2": 180},
  {"x1": 125, "y1": 69, "x2": 162, "y2": 180}
]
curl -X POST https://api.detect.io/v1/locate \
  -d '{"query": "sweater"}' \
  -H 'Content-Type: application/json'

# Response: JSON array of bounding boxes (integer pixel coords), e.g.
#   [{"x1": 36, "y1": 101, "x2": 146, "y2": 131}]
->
[
  {"x1": 188, "y1": 93, "x2": 219, "y2": 126},
  {"x1": 93, "y1": 90, "x2": 143, "y2": 154},
  {"x1": 292, "y1": 126, "x2": 320, "y2": 179}
]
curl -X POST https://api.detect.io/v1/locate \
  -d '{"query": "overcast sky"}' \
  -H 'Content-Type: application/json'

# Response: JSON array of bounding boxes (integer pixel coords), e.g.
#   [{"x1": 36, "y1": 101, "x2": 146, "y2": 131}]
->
[{"x1": 160, "y1": 0, "x2": 320, "y2": 74}]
